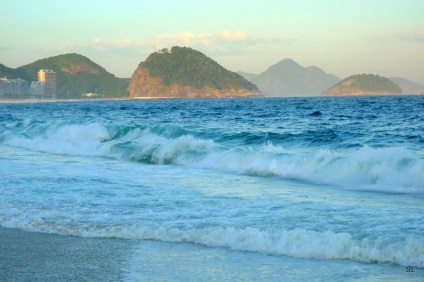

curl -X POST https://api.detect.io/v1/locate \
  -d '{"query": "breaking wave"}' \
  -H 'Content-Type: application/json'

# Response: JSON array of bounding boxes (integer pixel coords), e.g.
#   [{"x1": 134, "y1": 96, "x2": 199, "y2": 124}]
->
[
  {"x1": 91, "y1": 225, "x2": 424, "y2": 267},
  {"x1": 1, "y1": 121, "x2": 423, "y2": 193}
]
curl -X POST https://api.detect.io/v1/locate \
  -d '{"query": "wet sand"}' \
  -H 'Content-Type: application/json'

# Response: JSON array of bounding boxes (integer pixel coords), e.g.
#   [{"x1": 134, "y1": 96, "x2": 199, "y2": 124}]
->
[{"x1": 0, "y1": 228, "x2": 135, "y2": 281}]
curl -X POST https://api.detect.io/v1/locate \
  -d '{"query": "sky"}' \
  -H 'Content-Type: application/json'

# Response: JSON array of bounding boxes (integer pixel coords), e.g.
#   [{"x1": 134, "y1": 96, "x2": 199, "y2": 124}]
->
[{"x1": 1, "y1": 0, "x2": 423, "y2": 83}]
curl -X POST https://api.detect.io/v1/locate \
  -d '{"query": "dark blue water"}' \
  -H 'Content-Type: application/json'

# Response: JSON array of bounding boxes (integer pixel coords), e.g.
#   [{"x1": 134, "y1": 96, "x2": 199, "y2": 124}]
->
[{"x1": 1, "y1": 96, "x2": 423, "y2": 280}]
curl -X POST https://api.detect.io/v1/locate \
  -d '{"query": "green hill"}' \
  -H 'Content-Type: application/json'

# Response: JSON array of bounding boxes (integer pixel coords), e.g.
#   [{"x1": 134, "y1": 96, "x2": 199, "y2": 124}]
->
[
  {"x1": 322, "y1": 74, "x2": 402, "y2": 96},
  {"x1": 14, "y1": 53, "x2": 129, "y2": 98},
  {"x1": 129, "y1": 46, "x2": 262, "y2": 98},
  {"x1": 140, "y1": 46, "x2": 258, "y2": 90}
]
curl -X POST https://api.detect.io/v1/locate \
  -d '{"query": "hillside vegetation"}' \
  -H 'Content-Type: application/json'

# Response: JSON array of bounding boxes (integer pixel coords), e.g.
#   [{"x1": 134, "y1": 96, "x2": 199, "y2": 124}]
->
[
  {"x1": 15, "y1": 53, "x2": 129, "y2": 98},
  {"x1": 322, "y1": 74, "x2": 402, "y2": 96},
  {"x1": 139, "y1": 46, "x2": 258, "y2": 91},
  {"x1": 0, "y1": 64, "x2": 18, "y2": 78}
]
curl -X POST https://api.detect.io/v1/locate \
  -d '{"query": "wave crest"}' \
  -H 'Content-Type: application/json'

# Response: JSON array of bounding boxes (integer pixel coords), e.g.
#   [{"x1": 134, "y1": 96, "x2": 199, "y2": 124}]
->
[
  {"x1": 1, "y1": 122, "x2": 423, "y2": 193},
  {"x1": 17, "y1": 219, "x2": 424, "y2": 267}
]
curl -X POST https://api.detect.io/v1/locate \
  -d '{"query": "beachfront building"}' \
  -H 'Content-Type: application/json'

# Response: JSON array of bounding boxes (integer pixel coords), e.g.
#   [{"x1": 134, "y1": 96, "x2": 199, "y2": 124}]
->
[
  {"x1": 0, "y1": 77, "x2": 29, "y2": 98},
  {"x1": 13, "y1": 78, "x2": 29, "y2": 96},
  {"x1": 0, "y1": 77, "x2": 12, "y2": 98},
  {"x1": 30, "y1": 81, "x2": 45, "y2": 97},
  {"x1": 38, "y1": 69, "x2": 56, "y2": 98}
]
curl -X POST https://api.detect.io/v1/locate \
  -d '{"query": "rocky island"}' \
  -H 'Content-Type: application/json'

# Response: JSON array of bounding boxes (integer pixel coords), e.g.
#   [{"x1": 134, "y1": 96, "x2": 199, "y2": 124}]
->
[
  {"x1": 128, "y1": 46, "x2": 263, "y2": 98},
  {"x1": 322, "y1": 74, "x2": 402, "y2": 96}
]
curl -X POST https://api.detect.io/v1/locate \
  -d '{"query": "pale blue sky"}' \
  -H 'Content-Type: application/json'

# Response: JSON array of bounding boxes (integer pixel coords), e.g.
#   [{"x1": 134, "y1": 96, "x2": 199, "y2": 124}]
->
[{"x1": 1, "y1": 0, "x2": 423, "y2": 83}]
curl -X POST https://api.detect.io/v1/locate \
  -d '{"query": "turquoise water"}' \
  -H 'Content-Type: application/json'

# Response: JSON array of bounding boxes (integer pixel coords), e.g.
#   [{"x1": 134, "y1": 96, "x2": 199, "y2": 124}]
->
[{"x1": 1, "y1": 97, "x2": 423, "y2": 280}]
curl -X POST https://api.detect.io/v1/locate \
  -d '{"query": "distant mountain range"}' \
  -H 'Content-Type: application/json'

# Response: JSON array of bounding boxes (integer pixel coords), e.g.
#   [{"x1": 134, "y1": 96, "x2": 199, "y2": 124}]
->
[
  {"x1": 2, "y1": 52, "x2": 424, "y2": 99},
  {"x1": 389, "y1": 77, "x2": 424, "y2": 95},
  {"x1": 238, "y1": 59, "x2": 340, "y2": 97},
  {"x1": 239, "y1": 59, "x2": 424, "y2": 96}
]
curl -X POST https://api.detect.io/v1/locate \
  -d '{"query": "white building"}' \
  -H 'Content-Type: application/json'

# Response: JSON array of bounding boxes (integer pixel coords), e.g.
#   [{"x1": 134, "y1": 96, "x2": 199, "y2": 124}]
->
[
  {"x1": 0, "y1": 77, "x2": 28, "y2": 98},
  {"x1": 30, "y1": 81, "x2": 45, "y2": 97}
]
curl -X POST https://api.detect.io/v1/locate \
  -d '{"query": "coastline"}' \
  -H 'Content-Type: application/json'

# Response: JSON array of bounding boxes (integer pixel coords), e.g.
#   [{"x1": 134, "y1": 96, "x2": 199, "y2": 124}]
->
[
  {"x1": 0, "y1": 97, "x2": 135, "y2": 104},
  {"x1": 1, "y1": 94, "x2": 423, "y2": 104},
  {"x1": 0, "y1": 227, "x2": 135, "y2": 281},
  {"x1": 0, "y1": 96, "x2": 261, "y2": 104}
]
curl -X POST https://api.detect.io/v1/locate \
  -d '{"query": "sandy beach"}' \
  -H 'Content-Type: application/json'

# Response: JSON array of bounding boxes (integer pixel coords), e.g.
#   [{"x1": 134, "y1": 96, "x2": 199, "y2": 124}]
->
[{"x1": 0, "y1": 228, "x2": 135, "y2": 281}]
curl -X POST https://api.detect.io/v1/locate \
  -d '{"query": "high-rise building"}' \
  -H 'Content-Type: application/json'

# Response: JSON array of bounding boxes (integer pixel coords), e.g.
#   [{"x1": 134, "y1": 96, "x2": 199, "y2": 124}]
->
[{"x1": 38, "y1": 69, "x2": 56, "y2": 98}]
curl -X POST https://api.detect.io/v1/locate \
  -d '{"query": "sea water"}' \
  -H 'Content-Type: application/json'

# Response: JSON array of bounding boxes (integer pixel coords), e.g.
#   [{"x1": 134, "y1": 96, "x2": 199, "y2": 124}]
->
[{"x1": 0, "y1": 96, "x2": 423, "y2": 281}]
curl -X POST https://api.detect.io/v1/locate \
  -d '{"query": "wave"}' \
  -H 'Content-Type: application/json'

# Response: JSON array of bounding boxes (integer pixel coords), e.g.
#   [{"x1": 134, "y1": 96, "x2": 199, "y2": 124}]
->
[
  {"x1": 1, "y1": 121, "x2": 423, "y2": 193},
  {"x1": 4, "y1": 218, "x2": 423, "y2": 267},
  {"x1": 92, "y1": 225, "x2": 424, "y2": 267}
]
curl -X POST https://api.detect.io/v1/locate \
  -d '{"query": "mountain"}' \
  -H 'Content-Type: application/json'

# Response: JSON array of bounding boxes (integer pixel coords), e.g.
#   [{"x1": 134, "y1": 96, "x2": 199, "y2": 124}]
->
[
  {"x1": 389, "y1": 77, "x2": 424, "y2": 95},
  {"x1": 14, "y1": 53, "x2": 129, "y2": 98},
  {"x1": 238, "y1": 59, "x2": 340, "y2": 97},
  {"x1": 129, "y1": 46, "x2": 263, "y2": 98},
  {"x1": 0, "y1": 64, "x2": 18, "y2": 78},
  {"x1": 237, "y1": 71, "x2": 257, "y2": 82},
  {"x1": 322, "y1": 74, "x2": 402, "y2": 96}
]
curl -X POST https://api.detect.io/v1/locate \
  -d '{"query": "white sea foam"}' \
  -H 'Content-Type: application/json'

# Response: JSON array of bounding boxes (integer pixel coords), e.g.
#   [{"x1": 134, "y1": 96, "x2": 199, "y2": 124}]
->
[
  {"x1": 194, "y1": 144, "x2": 424, "y2": 193},
  {"x1": 2, "y1": 123, "x2": 111, "y2": 156},
  {"x1": 121, "y1": 129, "x2": 217, "y2": 165}
]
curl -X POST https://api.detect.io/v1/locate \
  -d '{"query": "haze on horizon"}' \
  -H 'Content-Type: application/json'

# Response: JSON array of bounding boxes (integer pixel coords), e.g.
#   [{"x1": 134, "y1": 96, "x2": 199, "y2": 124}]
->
[{"x1": 1, "y1": 0, "x2": 423, "y2": 84}]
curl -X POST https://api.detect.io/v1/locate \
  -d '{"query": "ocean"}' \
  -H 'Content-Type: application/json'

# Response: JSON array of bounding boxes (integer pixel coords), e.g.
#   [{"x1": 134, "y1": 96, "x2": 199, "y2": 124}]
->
[{"x1": 0, "y1": 96, "x2": 423, "y2": 281}]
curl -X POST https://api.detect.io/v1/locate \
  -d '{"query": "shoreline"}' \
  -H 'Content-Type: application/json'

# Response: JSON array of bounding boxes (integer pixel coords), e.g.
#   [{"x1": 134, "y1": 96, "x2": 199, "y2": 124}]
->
[
  {"x1": 0, "y1": 94, "x2": 422, "y2": 104},
  {"x1": 0, "y1": 97, "x2": 135, "y2": 104},
  {"x1": 0, "y1": 96, "x2": 249, "y2": 104},
  {"x1": 0, "y1": 227, "x2": 135, "y2": 281}
]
